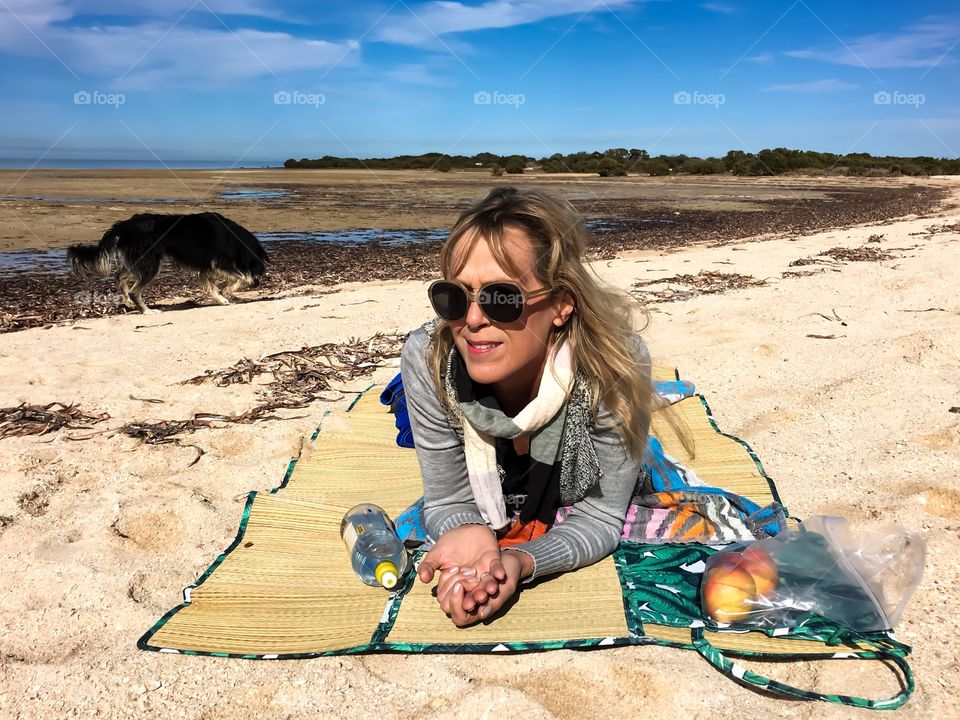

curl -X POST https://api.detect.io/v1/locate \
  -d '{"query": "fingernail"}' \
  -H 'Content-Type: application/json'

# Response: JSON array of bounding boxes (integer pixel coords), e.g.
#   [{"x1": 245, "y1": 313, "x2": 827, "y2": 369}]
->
[
  {"x1": 445, "y1": 566, "x2": 459, "y2": 574},
  {"x1": 480, "y1": 606, "x2": 490, "y2": 619},
  {"x1": 453, "y1": 583, "x2": 461, "y2": 594},
  {"x1": 461, "y1": 567, "x2": 476, "y2": 576}
]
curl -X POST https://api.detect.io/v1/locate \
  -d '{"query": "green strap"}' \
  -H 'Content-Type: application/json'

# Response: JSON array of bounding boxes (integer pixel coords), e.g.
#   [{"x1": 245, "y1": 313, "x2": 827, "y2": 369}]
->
[{"x1": 690, "y1": 627, "x2": 914, "y2": 710}]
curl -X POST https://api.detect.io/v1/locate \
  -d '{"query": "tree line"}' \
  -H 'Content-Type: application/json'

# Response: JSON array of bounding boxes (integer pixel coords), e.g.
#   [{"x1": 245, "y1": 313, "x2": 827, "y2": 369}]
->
[{"x1": 284, "y1": 148, "x2": 960, "y2": 176}]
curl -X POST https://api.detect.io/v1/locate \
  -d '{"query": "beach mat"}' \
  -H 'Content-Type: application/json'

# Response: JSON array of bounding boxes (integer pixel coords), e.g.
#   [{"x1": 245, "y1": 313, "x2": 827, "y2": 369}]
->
[{"x1": 139, "y1": 366, "x2": 914, "y2": 709}]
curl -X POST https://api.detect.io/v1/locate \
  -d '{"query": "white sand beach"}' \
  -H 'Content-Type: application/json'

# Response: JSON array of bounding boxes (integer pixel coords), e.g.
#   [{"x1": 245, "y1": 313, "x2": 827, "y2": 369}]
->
[{"x1": 1, "y1": 178, "x2": 958, "y2": 719}]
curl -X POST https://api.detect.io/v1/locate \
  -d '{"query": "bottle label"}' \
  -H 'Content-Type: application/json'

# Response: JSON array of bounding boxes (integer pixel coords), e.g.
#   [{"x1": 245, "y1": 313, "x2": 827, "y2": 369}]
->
[{"x1": 342, "y1": 523, "x2": 359, "y2": 552}]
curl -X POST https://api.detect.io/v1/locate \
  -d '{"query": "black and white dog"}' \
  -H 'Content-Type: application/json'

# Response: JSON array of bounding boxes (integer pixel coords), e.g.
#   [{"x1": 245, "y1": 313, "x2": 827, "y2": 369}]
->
[{"x1": 68, "y1": 212, "x2": 269, "y2": 313}]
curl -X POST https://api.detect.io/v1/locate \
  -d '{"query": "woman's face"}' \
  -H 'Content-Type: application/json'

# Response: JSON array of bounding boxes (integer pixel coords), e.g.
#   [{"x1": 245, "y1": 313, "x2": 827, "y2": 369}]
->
[{"x1": 448, "y1": 225, "x2": 574, "y2": 398}]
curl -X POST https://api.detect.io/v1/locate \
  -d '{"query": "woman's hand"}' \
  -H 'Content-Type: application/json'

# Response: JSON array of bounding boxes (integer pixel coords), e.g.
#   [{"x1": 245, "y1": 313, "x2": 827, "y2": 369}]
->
[
  {"x1": 418, "y1": 524, "x2": 504, "y2": 610},
  {"x1": 449, "y1": 550, "x2": 530, "y2": 626}
]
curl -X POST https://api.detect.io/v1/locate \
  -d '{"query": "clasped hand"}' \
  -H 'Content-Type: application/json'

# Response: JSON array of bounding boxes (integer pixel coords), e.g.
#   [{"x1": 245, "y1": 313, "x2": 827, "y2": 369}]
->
[{"x1": 417, "y1": 524, "x2": 527, "y2": 627}]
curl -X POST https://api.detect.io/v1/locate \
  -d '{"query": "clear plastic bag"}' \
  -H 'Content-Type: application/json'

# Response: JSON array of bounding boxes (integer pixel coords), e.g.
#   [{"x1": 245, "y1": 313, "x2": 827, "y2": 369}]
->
[{"x1": 700, "y1": 515, "x2": 926, "y2": 631}]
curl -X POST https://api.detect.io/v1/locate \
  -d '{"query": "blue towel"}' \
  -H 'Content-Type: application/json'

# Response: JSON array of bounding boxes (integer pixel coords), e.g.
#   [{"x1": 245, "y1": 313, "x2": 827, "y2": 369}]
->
[{"x1": 380, "y1": 373, "x2": 414, "y2": 449}]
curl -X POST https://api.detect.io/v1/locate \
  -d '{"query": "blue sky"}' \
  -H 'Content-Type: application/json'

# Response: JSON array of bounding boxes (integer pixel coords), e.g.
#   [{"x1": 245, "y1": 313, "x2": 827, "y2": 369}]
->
[{"x1": 0, "y1": 0, "x2": 957, "y2": 162}]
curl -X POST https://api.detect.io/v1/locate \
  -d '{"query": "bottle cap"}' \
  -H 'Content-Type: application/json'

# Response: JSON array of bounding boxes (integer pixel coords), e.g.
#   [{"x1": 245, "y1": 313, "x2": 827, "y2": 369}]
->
[{"x1": 375, "y1": 561, "x2": 399, "y2": 589}]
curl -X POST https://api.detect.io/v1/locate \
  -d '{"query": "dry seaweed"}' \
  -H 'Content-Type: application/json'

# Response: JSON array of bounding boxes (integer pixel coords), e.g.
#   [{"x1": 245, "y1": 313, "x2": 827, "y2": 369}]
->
[
  {"x1": 630, "y1": 271, "x2": 767, "y2": 303},
  {"x1": 820, "y1": 246, "x2": 894, "y2": 262},
  {"x1": 116, "y1": 331, "x2": 406, "y2": 459},
  {"x1": 781, "y1": 269, "x2": 825, "y2": 278},
  {"x1": 788, "y1": 256, "x2": 842, "y2": 267},
  {"x1": 0, "y1": 402, "x2": 110, "y2": 440}
]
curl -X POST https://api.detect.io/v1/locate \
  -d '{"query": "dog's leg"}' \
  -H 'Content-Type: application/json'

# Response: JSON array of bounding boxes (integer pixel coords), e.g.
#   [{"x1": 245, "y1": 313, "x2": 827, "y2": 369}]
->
[
  {"x1": 118, "y1": 274, "x2": 136, "y2": 309},
  {"x1": 127, "y1": 274, "x2": 159, "y2": 314},
  {"x1": 130, "y1": 288, "x2": 159, "y2": 314},
  {"x1": 128, "y1": 255, "x2": 161, "y2": 314},
  {"x1": 223, "y1": 273, "x2": 247, "y2": 298},
  {"x1": 201, "y1": 271, "x2": 230, "y2": 306}
]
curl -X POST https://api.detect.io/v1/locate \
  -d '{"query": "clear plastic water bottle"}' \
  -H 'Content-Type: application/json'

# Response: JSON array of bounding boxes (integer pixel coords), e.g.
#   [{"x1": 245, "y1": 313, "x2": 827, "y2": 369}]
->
[{"x1": 340, "y1": 503, "x2": 410, "y2": 590}]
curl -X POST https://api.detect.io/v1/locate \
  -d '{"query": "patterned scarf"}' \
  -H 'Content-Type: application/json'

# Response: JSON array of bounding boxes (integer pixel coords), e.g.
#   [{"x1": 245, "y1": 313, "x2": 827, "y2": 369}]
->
[{"x1": 440, "y1": 338, "x2": 603, "y2": 537}]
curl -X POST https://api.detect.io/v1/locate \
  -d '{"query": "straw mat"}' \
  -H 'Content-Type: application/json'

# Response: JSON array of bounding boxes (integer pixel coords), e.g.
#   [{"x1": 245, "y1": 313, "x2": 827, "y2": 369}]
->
[{"x1": 140, "y1": 366, "x2": 879, "y2": 659}]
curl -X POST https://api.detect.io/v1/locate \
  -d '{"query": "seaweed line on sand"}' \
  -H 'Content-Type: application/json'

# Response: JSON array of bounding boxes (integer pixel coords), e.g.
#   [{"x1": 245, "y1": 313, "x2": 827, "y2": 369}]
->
[
  {"x1": 630, "y1": 271, "x2": 768, "y2": 303},
  {"x1": 114, "y1": 331, "x2": 407, "y2": 465},
  {"x1": 0, "y1": 402, "x2": 110, "y2": 440},
  {"x1": 1, "y1": 333, "x2": 406, "y2": 467}
]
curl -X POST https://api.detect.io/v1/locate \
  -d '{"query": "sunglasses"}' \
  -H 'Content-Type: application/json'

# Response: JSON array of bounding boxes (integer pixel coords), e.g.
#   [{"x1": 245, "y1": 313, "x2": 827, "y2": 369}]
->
[{"x1": 428, "y1": 279, "x2": 554, "y2": 324}]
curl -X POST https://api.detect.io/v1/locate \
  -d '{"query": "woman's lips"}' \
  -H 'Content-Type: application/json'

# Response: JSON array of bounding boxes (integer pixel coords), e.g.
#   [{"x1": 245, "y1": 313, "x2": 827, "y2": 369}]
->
[{"x1": 465, "y1": 338, "x2": 502, "y2": 355}]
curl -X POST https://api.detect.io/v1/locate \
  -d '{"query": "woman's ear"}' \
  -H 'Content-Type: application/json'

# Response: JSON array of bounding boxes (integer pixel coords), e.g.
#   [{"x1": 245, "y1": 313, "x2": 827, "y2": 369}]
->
[{"x1": 553, "y1": 291, "x2": 575, "y2": 327}]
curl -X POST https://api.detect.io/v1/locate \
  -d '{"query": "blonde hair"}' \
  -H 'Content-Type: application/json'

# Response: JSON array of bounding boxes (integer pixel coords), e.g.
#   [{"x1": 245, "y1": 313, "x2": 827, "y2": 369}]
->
[{"x1": 427, "y1": 186, "x2": 693, "y2": 461}]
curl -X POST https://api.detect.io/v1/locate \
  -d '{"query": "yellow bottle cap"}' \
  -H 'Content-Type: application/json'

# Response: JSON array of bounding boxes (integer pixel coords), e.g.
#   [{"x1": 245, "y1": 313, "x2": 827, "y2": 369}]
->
[{"x1": 375, "y1": 561, "x2": 399, "y2": 589}]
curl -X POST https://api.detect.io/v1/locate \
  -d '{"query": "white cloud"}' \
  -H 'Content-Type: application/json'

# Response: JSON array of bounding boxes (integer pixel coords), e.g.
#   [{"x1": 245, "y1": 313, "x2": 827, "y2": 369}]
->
[
  {"x1": 785, "y1": 16, "x2": 960, "y2": 69},
  {"x1": 373, "y1": 0, "x2": 641, "y2": 46},
  {"x1": 762, "y1": 78, "x2": 858, "y2": 93},
  {"x1": 0, "y1": 0, "x2": 359, "y2": 87},
  {"x1": 701, "y1": 3, "x2": 735, "y2": 13}
]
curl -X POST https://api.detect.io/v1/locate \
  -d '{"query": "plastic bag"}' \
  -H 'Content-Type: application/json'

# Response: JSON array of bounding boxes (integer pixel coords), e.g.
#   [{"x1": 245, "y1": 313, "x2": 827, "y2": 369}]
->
[{"x1": 700, "y1": 515, "x2": 926, "y2": 631}]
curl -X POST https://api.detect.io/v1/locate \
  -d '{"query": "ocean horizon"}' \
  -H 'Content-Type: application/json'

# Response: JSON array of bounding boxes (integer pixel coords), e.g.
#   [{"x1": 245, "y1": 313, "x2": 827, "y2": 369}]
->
[{"x1": 0, "y1": 159, "x2": 283, "y2": 170}]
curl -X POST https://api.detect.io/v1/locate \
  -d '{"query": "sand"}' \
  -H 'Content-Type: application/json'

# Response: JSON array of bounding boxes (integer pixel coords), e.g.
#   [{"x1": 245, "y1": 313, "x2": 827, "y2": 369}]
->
[{"x1": 1, "y1": 177, "x2": 958, "y2": 718}]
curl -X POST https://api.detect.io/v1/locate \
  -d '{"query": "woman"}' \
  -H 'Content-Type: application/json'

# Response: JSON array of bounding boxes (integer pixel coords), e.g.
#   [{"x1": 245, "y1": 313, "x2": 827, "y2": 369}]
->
[{"x1": 400, "y1": 186, "x2": 657, "y2": 627}]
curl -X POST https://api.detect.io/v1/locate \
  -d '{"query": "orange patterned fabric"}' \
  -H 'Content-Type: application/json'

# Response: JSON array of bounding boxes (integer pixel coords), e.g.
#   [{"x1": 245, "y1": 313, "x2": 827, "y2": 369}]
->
[{"x1": 497, "y1": 518, "x2": 550, "y2": 547}]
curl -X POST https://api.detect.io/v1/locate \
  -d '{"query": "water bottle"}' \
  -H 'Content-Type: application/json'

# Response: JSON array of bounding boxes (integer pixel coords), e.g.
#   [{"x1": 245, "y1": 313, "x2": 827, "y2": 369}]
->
[{"x1": 340, "y1": 503, "x2": 410, "y2": 589}]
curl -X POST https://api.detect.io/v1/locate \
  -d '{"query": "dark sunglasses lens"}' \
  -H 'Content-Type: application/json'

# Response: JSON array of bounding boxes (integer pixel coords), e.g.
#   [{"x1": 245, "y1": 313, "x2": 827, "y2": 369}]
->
[
  {"x1": 479, "y1": 283, "x2": 525, "y2": 323},
  {"x1": 430, "y1": 282, "x2": 468, "y2": 320}
]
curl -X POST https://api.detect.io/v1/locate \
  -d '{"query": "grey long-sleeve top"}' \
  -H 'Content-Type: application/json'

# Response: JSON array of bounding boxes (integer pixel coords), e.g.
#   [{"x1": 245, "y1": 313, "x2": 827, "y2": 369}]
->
[{"x1": 400, "y1": 324, "x2": 652, "y2": 581}]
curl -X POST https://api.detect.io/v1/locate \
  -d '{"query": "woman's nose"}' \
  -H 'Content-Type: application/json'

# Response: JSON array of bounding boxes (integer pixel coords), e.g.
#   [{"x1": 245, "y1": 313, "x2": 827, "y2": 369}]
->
[{"x1": 464, "y1": 298, "x2": 488, "y2": 328}]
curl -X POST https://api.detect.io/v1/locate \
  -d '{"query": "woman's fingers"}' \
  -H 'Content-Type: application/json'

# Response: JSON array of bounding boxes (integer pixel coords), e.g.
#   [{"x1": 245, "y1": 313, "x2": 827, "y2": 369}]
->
[
  {"x1": 449, "y1": 583, "x2": 482, "y2": 627},
  {"x1": 477, "y1": 576, "x2": 517, "y2": 620},
  {"x1": 437, "y1": 572, "x2": 480, "y2": 613},
  {"x1": 488, "y1": 557, "x2": 508, "y2": 582},
  {"x1": 436, "y1": 566, "x2": 476, "y2": 600},
  {"x1": 417, "y1": 549, "x2": 453, "y2": 583},
  {"x1": 417, "y1": 559, "x2": 437, "y2": 583}
]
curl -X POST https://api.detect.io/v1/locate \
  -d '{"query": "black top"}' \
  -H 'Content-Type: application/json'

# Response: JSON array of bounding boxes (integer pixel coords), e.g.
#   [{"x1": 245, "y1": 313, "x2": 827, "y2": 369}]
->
[{"x1": 495, "y1": 437, "x2": 531, "y2": 520}]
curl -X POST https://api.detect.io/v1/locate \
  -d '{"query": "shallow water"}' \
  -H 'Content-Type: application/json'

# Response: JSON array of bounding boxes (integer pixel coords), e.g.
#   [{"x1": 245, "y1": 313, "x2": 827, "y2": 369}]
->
[
  {"x1": 220, "y1": 188, "x2": 288, "y2": 200},
  {"x1": 0, "y1": 221, "x2": 620, "y2": 276},
  {"x1": 0, "y1": 194, "x2": 187, "y2": 205},
  {"x1": 255, "y1": 228, "x2": 450, "y2": 247},
  {"x1": 0, "y1": 248, "x2": 69, "y2": 277},
  {"x1": 0, "y1": 187, "x2": 289, "y2": 205}
]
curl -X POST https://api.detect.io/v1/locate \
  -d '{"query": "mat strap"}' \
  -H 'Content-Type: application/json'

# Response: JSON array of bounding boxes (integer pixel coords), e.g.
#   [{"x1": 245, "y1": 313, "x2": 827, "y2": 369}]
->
[{"x1": 690, "y1": 627, "x2": 914, "y2": 710}]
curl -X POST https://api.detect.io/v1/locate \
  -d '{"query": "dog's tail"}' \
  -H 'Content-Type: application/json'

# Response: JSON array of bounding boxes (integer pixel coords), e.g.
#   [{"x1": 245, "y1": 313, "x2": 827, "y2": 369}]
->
[{"x1": 67, "y1": 224, "x2": 123, "y2": 278}]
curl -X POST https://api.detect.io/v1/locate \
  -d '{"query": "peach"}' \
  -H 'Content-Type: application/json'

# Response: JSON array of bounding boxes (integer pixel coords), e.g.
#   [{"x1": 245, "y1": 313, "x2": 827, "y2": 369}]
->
[
  {"x1": 702, "y1": 565, "x2": 757, "y2": 624},
  {"x1": 740, "y1": 545, "x2": 779, "y2": 598}
]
